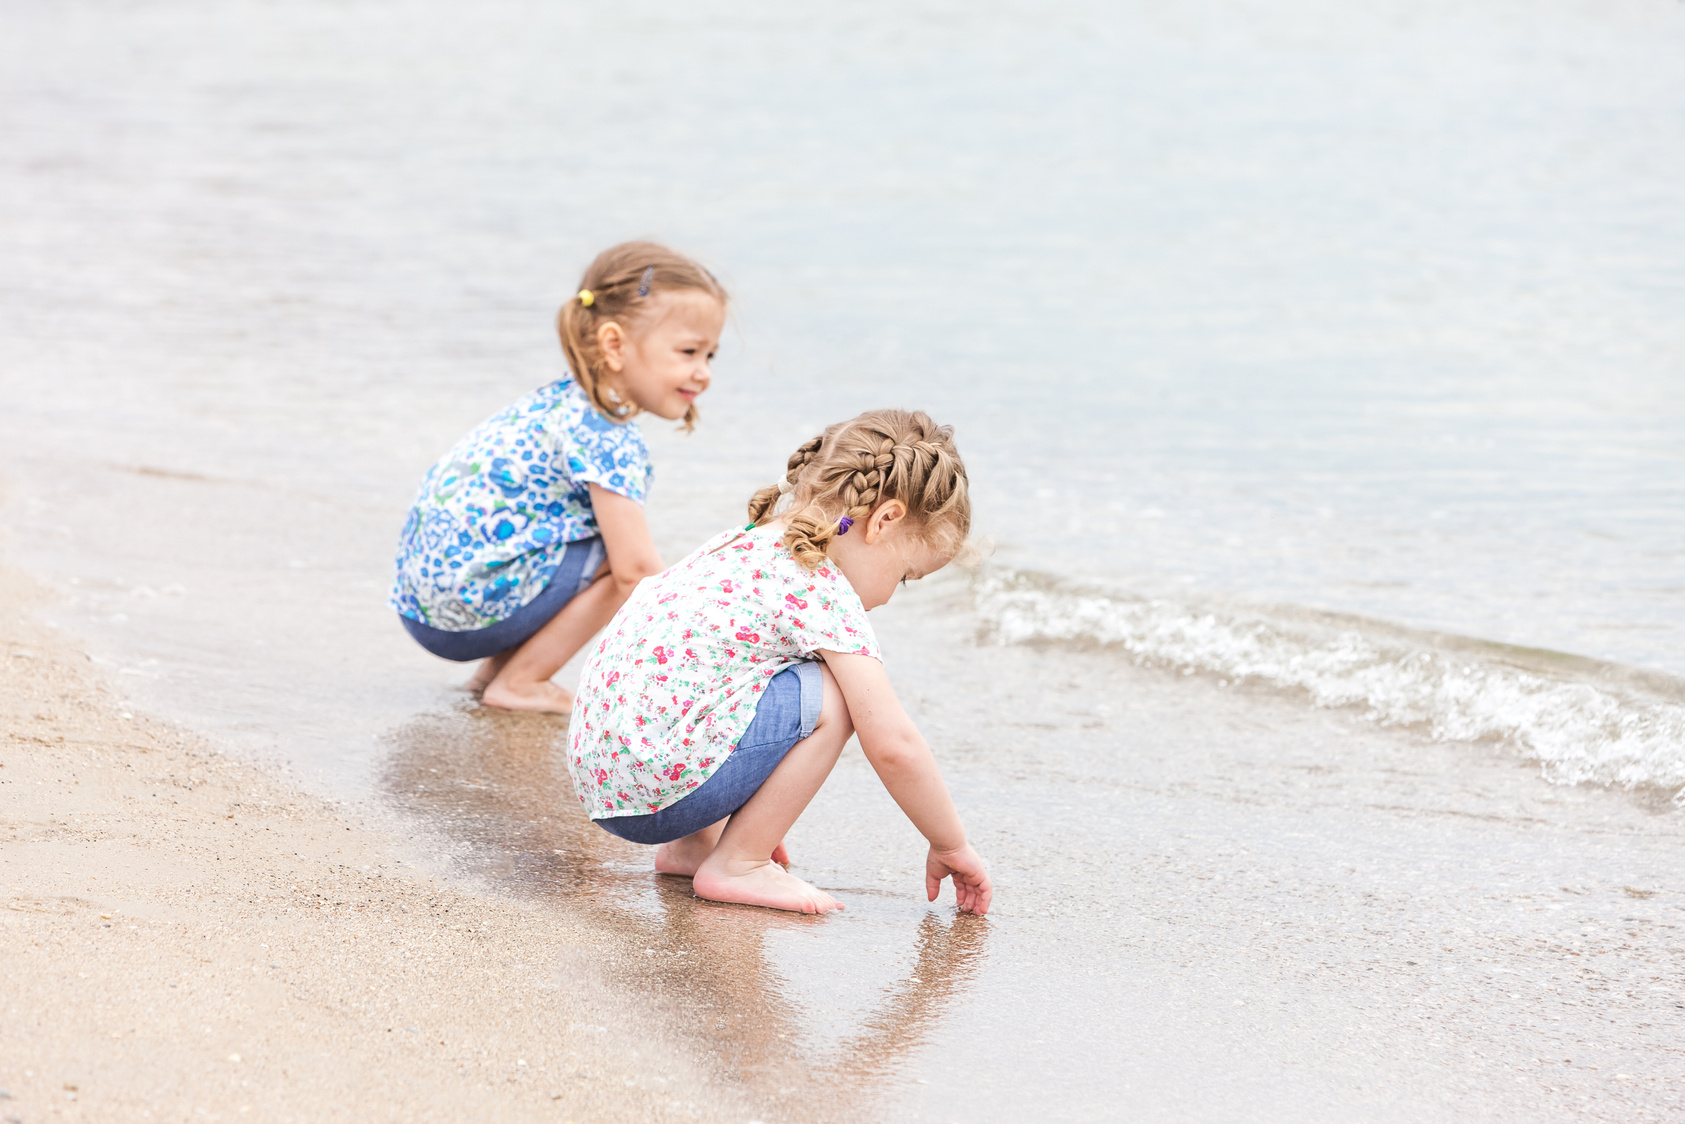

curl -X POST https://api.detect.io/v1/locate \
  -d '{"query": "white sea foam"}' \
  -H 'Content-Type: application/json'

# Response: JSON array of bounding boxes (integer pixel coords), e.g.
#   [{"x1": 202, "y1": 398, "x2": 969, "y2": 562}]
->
[{"x1": 974, "y1": 569, "x2": 1685, "y2": 799}]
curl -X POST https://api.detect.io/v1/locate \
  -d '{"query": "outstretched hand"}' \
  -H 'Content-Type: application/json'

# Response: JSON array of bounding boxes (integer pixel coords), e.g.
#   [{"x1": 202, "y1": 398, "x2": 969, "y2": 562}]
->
[{"x1": 925, "y1": 843, "x2": 992, "y2": 915}]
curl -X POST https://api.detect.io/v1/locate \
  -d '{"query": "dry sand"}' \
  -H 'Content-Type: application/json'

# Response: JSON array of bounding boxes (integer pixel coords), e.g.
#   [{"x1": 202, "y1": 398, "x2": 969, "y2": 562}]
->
[{"x1": 0, "y1": 566, "x2": 751, "y2": 1124}]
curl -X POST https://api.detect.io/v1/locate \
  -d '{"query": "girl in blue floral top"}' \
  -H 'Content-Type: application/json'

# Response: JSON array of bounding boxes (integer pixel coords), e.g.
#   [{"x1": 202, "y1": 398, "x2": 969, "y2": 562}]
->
[{"x1": 389, "y1": 242, "x2": 727, "y2": 713}]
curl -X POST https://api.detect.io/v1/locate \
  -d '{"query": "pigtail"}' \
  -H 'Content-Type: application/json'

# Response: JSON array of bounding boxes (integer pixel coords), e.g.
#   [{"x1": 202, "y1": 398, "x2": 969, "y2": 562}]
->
[
  {"x1": 745, "y1": 484, "x2": 781, "y2": 528},
  {"x1": 783, "y1": 507, "x2": 838, "y2": 569},
  {"x1": 555, "y1": 298, "x2": 604, "y2": 416},
  {"x1": 748, "y1": 433, "x2": 825, "y2": 527}
]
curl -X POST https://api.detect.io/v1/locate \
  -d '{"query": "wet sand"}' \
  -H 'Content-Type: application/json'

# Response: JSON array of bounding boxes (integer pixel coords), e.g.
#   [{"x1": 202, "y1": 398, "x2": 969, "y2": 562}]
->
[
  {"x1": 371, "y1": 572, "x2": 1685, "y2": 1122},
  {"x1": 0, "y1": 566, "x2": 757, "y2": 1123}
]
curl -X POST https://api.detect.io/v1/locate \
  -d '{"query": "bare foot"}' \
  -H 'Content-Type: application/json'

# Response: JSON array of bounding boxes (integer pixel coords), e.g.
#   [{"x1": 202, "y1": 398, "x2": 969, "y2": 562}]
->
[
  {"x1": 462, "y1": 653, "x2": 512, "y2": 695},
  {"x1": 693, "y1": 857, "x2": 843, "y2": 914},
  {"x1": 479, "y1": 679, "x2": 574, "y2": 714},
  {"x1": 661, "y1": 836, "x2": 786, "y2": 877},
  {"x1": 654, "y1": 834, "x2": 714, "y2": 878}
]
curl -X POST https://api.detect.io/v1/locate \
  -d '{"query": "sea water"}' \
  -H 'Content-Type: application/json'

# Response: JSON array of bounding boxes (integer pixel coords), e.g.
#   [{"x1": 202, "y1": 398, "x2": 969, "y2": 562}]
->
[
  {"x1": 3, "y1": 1, "x2": 1684, "y2": 1117},
  {"x1": 3, "y1": 0, "x2": 1679, "y2": 793}
]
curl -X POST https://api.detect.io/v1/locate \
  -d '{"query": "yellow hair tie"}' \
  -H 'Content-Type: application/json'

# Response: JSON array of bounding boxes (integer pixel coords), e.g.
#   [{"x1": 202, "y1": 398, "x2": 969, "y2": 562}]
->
[{"x1": 577, "y1": 289, "x2": 594, "y2": 307}]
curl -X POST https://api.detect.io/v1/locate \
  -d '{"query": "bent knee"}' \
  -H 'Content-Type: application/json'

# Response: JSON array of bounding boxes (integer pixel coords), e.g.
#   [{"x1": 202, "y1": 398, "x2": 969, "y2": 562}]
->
[{"x1": 609, "y1": 569, "x2": 655, "y2": 598}]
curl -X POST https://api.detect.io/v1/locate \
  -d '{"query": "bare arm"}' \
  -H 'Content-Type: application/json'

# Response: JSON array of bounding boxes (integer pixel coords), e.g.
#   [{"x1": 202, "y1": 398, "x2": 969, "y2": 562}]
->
[
  {"x1": 819, "y1": 650, "x2": 964, "y2": 847},
  {"x1": 588, "y1": 483, "x2": 665, "y2": 595},
  {"x1": 819, "y1": 650, "x2": 992, "y2": 914}
]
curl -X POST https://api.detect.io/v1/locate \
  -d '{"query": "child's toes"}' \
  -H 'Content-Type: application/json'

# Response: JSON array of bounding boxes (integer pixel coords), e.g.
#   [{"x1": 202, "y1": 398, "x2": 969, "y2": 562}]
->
[{"x1": 802, "y1": 884, "x2": 842, "y2": 913}]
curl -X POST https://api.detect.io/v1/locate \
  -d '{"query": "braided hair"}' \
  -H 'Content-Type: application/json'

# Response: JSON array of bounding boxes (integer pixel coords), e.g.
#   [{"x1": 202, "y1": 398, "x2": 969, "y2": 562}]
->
[{"x1": 747, "y1": 410, "x2": 971, "y2": 569}]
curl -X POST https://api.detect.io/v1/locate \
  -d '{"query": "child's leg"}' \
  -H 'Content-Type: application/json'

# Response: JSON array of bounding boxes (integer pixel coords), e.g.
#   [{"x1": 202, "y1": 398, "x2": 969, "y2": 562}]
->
[
  {"x1": 462, "y1": 651, "x2": 512, "y2": 694},
  {"x1": 654, "y1": 818, "x2": 726, "y2": 876},
  {"x1": 480, "y1": 567, "x2": 623, "y2": 714},
  {"x1": 693, "y1": 665, "x2": 853, "y2": 914},
  {"x1": 655, "y1": 821, "x2": 790, "y2": 877}
]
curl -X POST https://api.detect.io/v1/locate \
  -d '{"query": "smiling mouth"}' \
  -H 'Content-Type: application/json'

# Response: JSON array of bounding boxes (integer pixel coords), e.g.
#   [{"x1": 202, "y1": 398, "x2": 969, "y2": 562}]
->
[{"x1": 677, "y1": 389, "x2": 698, "y2": 401}]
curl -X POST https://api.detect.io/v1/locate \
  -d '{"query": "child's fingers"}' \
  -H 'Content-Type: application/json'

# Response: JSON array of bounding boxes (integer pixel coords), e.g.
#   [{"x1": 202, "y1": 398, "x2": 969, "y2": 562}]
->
[
  {"x1": 956, "y1": 872, "x2": 991, "y2": 915},
  {"x1": 926, "y1": 868, "x2": 943, "y2": 902}
]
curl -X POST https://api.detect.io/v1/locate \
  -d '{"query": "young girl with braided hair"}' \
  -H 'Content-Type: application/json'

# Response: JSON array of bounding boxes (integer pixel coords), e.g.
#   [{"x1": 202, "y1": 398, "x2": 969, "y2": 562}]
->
[
  {"x1": 389, "y1": 242, "x2": 727, "y2": 713},
  {"x1": 567, "y1": 409, "x2": 993, "y2": 915}
]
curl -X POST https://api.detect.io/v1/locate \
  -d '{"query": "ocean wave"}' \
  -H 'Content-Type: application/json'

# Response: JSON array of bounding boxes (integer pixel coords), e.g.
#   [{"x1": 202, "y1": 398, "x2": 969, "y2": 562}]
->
[{"x1": 972, "y1": 568, "x2": 1685, "y2": 800}]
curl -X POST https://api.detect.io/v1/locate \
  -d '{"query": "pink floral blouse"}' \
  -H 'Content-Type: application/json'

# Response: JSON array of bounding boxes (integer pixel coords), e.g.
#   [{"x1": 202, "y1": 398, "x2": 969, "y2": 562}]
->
[{"x1": 567, "y1": 524, "x2": 881, "y2": 819}]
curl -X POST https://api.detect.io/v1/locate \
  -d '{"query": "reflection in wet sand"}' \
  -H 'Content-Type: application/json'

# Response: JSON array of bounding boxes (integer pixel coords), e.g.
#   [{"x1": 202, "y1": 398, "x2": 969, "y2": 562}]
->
[{"x1": 380, "y1": 702, "x2": 988, "y2": 1116}]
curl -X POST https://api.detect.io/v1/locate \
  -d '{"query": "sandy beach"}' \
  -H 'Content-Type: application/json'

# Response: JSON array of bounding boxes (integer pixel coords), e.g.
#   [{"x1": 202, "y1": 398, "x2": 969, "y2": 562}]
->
[
  {"x1": 0, "y1": 565, "x2": 755, "y2": 1123},
  {"x1": 9, "y1": 550, "x2": 1684, "y2": 1122},
  {"x1": 4, "y1": 1, "x2": 1684, "y2": 1120}
]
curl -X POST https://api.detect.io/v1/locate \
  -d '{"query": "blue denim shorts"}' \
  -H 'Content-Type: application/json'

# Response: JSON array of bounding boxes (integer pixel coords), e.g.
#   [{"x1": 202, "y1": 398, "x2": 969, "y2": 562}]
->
[
  {"x1": 594, "y1": 661, "x2": 823, "y2": 845},
  {"x1": 398, "y1": 536, "x2": 606, "y2": 662}
]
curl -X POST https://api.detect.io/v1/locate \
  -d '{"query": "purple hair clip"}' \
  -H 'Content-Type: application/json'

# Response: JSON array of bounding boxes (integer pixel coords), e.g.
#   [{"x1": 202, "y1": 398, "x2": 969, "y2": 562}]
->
[
  {"x1": 836, "y1": 516, "x2": 854, "y2": 536},
  {"x1": 637, "y1": 266, "x2": 654, "y2": 298}
]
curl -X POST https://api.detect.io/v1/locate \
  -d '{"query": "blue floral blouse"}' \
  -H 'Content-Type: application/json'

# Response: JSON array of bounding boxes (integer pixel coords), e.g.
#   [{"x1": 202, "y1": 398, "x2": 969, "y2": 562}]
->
[{"x1": 388, "y1": 378, "x2": 650, "y2": 631}]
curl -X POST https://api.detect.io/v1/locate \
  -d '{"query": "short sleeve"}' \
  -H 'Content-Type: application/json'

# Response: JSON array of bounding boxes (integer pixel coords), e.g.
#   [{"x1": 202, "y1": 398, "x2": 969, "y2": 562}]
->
[
  {"x1": 776, "y1": 564, "x2": 882, "y2": 661},
  {"x1": 559, "y1": 404, "x2": 651, "y2": 504}
]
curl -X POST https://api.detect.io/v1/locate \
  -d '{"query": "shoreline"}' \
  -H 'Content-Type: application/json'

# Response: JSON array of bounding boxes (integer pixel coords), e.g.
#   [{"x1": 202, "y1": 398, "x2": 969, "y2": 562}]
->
[
  {"x1": 8, "y1": 531, "x2": 1685, "y2": 1121},
  {"x1": 0, "y1": 564, "x2": 749, "y2": 1123}
]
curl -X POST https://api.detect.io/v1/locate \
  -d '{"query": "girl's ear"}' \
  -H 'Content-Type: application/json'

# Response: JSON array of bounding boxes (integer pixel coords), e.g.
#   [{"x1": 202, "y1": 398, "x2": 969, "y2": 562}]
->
[
  {"x1": 861, "y1": 499, "x2": 907, "y2": 544},
  {"x1": 597, "y1": 320, "x2": 627, "y2": 373}
]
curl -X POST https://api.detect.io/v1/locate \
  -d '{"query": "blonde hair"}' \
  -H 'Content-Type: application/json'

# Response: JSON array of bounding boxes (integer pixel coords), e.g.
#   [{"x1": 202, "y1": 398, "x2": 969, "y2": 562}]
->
[
  {"x1": 747, "y1": 409, "x2": 971, "y2": 569},
  {"x1": 555, "y1": 241, "x2": 728, "y2": 431}
]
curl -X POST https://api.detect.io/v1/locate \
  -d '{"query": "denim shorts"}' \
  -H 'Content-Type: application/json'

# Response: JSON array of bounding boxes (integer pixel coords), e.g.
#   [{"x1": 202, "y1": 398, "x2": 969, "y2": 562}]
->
[
  {"x1": 594, "y1": 660, "x2": 823, "y2": 846},
  {"x1": 398, "y1": 536, "x2": 606, "y2": 662}
]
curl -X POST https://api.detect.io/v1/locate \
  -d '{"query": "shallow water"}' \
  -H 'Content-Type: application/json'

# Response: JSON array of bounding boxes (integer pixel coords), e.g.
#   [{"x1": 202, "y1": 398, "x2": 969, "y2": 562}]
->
[
  {"x1": 3, "y1": 0, "x2": 1684, "y2": 1118},
  {"x1": 370, "y1": 588, "x2": 1685, "y2": 1120}
]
